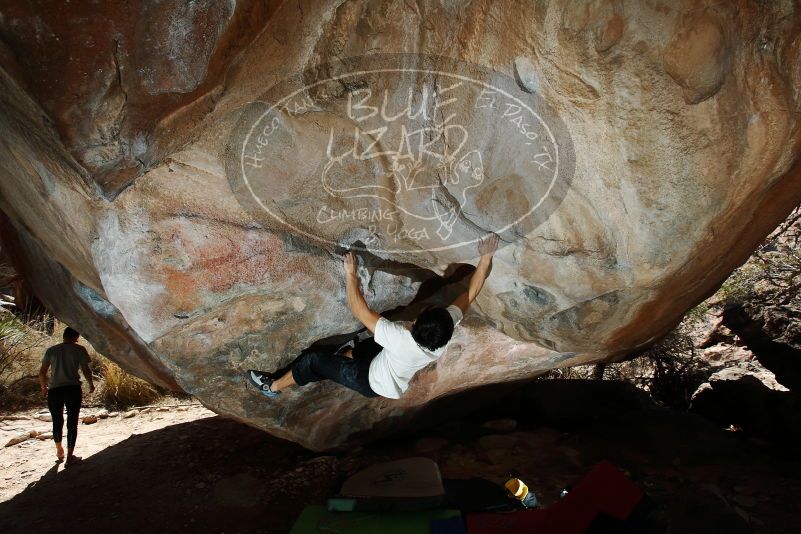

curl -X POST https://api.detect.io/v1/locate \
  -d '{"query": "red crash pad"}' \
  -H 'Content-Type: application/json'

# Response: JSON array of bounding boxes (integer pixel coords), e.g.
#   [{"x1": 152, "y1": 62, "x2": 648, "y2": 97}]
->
[{"x1": 467, "y1": 460, "x2": 644, "y2": 533}]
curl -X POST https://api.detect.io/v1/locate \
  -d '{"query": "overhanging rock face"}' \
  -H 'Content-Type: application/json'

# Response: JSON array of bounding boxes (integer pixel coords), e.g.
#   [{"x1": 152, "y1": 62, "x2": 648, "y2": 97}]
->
[{"x1": 1, "y1": 0, "x2": 800, "y2": 450}]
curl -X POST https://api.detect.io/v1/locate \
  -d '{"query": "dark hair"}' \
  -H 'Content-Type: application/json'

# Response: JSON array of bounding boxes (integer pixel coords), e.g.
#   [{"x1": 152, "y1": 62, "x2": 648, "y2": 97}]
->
[
  {"x1": 63, "y1": 327, "x2": 80, "y2": 341},
  {"x1": 411, "y1": 307, "x2": 454, "y2": 351}
]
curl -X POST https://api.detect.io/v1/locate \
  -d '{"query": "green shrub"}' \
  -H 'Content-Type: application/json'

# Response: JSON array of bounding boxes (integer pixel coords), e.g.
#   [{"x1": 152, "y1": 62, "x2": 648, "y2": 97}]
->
[{"x1": 717, "y1": 206, "x2": 800, "y2": 306}]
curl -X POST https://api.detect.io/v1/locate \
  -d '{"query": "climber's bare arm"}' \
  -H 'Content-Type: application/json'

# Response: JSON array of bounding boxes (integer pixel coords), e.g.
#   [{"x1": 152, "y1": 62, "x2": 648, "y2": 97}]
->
[
  {"x1": 344, "y1": 252, "x2": 381, "y2": 333},
  {"x1": 453, "y1": 233, "x2": 499, "y2": 314}
]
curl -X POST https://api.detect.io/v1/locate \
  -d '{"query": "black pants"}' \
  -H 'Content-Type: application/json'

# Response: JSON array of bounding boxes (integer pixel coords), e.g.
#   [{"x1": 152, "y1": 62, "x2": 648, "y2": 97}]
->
[
  {"x1": 290, "y1": 337, "x2": 383, "y2": 397},
  {"x1": 47, "y1": 385, "x2": 82, "y2": 448}
]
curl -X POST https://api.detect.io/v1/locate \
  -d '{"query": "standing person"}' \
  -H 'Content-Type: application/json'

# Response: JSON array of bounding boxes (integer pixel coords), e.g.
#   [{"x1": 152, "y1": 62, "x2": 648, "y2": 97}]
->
[
  {"x1": 246, "y1": 233, "x2": 499, "y2": 399},
  {"x1": 38, "y1": 327, "x2": 95, "y2": 465}
]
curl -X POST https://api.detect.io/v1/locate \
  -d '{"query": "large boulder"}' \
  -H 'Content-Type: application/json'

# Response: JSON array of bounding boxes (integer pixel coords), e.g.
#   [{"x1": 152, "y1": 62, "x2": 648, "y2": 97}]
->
[
  {"x1": 1, "y1": 1, "x2": 801, "y2": 449},
  {"x1": 691, "y1": 366, "x2": 800, "y2": 442},
  {"x1": 722, "y1": 303, "x2": 801, "y2": 393}
]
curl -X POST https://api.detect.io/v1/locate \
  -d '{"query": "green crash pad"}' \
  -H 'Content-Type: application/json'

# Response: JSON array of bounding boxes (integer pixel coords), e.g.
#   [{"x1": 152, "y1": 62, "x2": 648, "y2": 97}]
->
[{"x1": 290, "y1": 505, "x2": 461, "y2": 534}]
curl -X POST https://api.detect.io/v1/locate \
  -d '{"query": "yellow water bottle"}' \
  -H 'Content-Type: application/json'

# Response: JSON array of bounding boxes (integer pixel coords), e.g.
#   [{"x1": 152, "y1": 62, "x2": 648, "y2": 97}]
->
[{"x1": 505, "y1": 478, "x2": 538, "y2": 508}]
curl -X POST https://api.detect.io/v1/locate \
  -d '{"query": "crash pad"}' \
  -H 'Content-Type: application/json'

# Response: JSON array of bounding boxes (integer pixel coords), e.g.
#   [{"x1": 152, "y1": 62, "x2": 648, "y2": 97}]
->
[
  {"x1": 289, "y1": 506, "x2": 462, "y2": 534},
  {"x1": 340, "y1": 457, "x2": 445, "y2": 499}
]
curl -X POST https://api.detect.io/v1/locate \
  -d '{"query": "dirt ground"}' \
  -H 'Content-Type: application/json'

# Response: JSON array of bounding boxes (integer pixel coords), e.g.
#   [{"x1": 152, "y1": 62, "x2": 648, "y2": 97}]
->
[
  {"x1": 0, "y1": 402, "x2": 216, "y2": 502},
  {"x1": 1, "y1": 382, "x2": 800, "y2": 534}
]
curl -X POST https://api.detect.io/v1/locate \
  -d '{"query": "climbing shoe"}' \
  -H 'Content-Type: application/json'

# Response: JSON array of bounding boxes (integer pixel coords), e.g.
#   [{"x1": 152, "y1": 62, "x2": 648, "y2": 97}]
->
[{"x1": 246, "y1": 370, "x2": 280, "y2": 398}]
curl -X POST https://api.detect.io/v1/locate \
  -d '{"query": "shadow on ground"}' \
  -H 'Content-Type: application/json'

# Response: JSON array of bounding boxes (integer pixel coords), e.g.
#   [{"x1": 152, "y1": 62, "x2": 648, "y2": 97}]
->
[
  {"x1": 0, "y1": 417, "x2": 317, "y2": 534},
  {"x1": 1, "y1": 379, "x2": 800, "y2": 534}
]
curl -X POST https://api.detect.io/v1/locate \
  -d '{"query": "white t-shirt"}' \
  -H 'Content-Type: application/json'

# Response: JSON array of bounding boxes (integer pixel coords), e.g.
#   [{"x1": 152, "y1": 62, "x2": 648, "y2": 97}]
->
[{"x1": 368, "y1": 305, "x2": 464, "y2": 399}]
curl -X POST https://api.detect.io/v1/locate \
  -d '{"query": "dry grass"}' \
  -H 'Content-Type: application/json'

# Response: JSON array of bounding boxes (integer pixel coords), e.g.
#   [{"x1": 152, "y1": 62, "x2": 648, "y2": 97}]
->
[
  {"x1": 1, "y1": 312, "x2": 60, "y2": 410},
  {"x1": 97, "y1": 359, "x2": 163, "y2": 409},
  {"x1": 0, "y1": 311, "x2": 55, "y2": 382}
]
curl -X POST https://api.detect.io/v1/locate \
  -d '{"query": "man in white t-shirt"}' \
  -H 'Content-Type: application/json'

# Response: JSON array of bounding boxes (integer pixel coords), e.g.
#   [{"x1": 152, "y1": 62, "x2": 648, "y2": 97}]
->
[{"x1": 246, "y1": 233, "x2": 498, "y2": 399}]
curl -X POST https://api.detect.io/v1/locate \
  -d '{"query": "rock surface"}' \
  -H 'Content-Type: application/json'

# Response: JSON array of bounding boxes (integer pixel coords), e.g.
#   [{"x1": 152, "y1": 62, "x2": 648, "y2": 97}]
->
[
  {"x1": 1, "y1": 1, "x2": 801, "y2": 449},
  {"x1": 691, "y1": 366, "x2": 801, "y2": 442},
  {"x1": 82, "y1": 415, "x2": 99, "y2": 425},
  {"x1": 722, "y1": 303, "x2": 801, "y2": 393}
]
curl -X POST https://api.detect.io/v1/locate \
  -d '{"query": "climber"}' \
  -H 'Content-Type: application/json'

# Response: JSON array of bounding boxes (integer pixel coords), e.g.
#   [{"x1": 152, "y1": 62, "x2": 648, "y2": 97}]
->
[
  {"x1": 38, "y1": 326, "x2": 95, "y2": 465},
  {"x1": 246, "y1": 233, "x2": 499, "y2": 400}
]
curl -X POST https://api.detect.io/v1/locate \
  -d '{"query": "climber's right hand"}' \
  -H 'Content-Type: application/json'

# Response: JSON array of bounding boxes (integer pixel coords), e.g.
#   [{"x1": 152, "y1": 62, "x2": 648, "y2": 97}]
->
[{"x1": 343, "y1": 251, "x2": 357, "y2": 277}]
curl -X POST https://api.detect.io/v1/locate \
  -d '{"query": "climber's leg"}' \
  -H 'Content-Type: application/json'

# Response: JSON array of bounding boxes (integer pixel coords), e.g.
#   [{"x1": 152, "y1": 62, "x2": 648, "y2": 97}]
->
[{"x1": 288, "y1": 344, "x2": 378, "y2": 397}]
